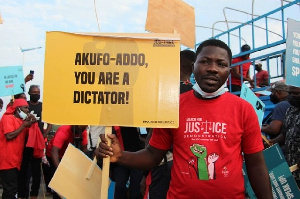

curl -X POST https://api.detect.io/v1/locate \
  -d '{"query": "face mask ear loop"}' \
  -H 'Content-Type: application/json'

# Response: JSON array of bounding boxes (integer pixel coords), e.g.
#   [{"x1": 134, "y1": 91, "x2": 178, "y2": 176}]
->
[{"x1": 18, "y1": 107, "x2": 27, "y2": 120}]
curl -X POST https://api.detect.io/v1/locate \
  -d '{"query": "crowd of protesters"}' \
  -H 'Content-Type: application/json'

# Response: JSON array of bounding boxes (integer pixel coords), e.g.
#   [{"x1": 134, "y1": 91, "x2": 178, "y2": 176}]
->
[{"x1": 0, "y1": 40, "x2": 299, "y2": 199}]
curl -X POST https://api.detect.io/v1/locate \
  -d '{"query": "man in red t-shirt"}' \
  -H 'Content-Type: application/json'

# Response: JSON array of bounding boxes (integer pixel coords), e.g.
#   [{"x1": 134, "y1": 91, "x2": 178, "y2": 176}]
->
[
  {"x1": 0, "y1": 99, "x2": 37, "y2": 198},
  {"x1": 228, "y1": 44, "x2": 253, "y2": 92},
  {"x1": 46, "y1": 125, "x2": 87, "y2": 199},
  {"x1": 251, "y1": 60, "x2": 269, "y2": 88},
  {"x1": 96, "y1": 39, "x2": 272, "y2": 199}
]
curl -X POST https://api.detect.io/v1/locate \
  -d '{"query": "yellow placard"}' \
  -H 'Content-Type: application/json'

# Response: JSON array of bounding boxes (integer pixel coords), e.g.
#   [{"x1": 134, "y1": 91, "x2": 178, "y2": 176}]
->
[
  {"x1": 48, "y1": 144, "x2": 103, "y2": 199},
  {"x1": 145, "y1": 0, "x2": 195, "y2": 49},
  {"x1": 43, "y1": 32, "x2": 180, "y2": 127}
]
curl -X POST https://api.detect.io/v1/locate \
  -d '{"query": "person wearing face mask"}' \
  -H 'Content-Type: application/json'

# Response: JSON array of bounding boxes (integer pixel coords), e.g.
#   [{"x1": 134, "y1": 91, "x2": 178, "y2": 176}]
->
[
  {"x1": 261, "y1": 81, "x2": 290, "y2": 142},
  {"x1": 95, "y1": 39, "x2": 272, "y2": 199},
  {"x1": 18, "y1": 85, "x2": 52, "y2": 199},
  {"x1": 250, "y1": 60, "x2": 269, "y2": 88},
  {"x1": 269, "y1": 85, "x2": 300, "y2": 187},
  {"x1": 0, "y1": 99, "x2": 37, "y2": 199}
]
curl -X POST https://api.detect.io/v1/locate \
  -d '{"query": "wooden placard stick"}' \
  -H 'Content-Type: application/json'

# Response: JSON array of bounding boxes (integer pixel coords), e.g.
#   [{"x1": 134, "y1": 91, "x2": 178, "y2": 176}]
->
[
  {"x1": 289, "y1": 164, "x2": 299, "y2": 172},
  {"x1": 86, "y1": 158, "x2": 98, "y2": 180},
  {"x1": 261, "y1": 134, "x2": 270, "y2": 146},
  {"x1": 100, "y1": 126, "x2": 112, "y2": 199}
]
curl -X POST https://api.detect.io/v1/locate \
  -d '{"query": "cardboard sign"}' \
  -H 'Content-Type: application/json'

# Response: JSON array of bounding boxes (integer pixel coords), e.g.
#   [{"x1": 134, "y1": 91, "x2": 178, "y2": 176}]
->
[
  {"x1": 243, "y1": 144, "x2": 300, "y2": 199},
  {"x1": 240, "y1": 83, "x2": 265, "y2": 127},
  {"x1": 285, "y1": 18, "x2": 300, "y2": 87},
  {"x1": 145, "y1": 0, "x2": 195, "y2": 48},
  {"x1": 49, "y1": 144, "x2": 103, "y2": 199},
  {"x1": 0, "y1": 66, "x2": 25, "y2": 97},
  {"x1": 43, "y1": 32, "x2": 180, "y2": 127}
]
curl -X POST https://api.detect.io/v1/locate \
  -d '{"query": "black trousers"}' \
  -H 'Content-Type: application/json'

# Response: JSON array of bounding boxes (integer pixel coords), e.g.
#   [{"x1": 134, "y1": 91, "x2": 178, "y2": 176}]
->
[
  {"x1": 149, "y1": 160, "x2": 172, "y2": 199},
  {"x1": 0, "y1": 168, "x2": 19, "y2": 199},
  {"x1": 42, "y1": 162, "x2": 52, "y2": 193},
  {"x1": 112, "y1": 164, "x2": 143, "y2": 199},
  {"x1": 18, "y1": 147, "x2": 42, "y2": 198},
  {"x1": 46, "y1": 156, "x2": 61, "y2": 199}
]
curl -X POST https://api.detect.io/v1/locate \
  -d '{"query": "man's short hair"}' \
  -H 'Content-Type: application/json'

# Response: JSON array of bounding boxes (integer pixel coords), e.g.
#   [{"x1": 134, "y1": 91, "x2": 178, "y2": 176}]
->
[
  {"x1": 180, "y1": 50, "x2": 196, "y2": 62},
  {"x1": 241, "y1": 44, "x2": 251, "y2": 52},
  {"x1": 195, "y1": 39, "x2": 232, "y2": 65},
  {"x1": 28, "y1": 85, "x2": 40, "y2": 94}
]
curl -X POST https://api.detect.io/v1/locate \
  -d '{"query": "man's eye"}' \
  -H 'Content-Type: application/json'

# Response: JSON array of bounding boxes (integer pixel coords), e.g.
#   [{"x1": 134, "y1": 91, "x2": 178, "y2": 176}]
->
[
  {"x1": 218, "y1": 63, "x2": 227, "y2": 68},
  {"x1": 200, "y1": 60, "x2": 209, "y2": 65}
]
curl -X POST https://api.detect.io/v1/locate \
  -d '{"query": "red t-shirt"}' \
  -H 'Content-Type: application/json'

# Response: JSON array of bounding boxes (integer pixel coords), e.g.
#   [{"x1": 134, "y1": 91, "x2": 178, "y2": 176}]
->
[
  {"x1": 149, "y1": 91, "x2": 264, "y2": 199},
  {"x1": 253, "y1": 70, "x2": 269, "y2": 87},
  {"x1": 229, "y1": 57, "x2": 251, "y2": 86},
  {"x1": 46, "y1": 125, "x2": 88, "y2": 158},
  {"x1": 0, "y1": 115, "x2": 28, "y2": 170}
]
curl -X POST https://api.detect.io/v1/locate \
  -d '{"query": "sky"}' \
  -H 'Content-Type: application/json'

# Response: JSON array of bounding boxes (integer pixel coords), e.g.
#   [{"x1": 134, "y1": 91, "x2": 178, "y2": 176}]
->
[{"x1": 0, "y1": 0, "x2": 299, "y2": 113}]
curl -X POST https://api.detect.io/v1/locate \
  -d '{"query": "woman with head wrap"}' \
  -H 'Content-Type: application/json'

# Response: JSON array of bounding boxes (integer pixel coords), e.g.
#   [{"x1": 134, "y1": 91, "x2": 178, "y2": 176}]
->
[{"x1": 0, "y1": 99, "x2": 37, "y2": 199}]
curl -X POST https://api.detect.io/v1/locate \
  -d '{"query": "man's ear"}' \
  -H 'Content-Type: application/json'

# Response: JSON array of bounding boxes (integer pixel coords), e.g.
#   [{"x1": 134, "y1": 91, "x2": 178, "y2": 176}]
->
[{"x1": 227, "y1": 67, "x2": 232, "y2": 77}]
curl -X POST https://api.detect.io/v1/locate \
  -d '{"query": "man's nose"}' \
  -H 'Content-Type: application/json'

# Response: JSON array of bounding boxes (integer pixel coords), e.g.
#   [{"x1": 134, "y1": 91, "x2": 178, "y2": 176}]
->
[{"x1": 206, "y1": 62, "x2": 218, "y2": 72}]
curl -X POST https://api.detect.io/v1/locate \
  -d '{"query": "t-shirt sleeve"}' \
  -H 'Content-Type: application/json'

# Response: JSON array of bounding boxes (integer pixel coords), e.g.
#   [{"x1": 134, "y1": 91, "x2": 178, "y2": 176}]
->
[
  {"x1": 241, "y1": 103, "x2": 264, "y2": 154},
  {"x1": 1, "y1": 115, "x2": 17, "y2": 135},
  {"x1": 149, "y1": 128, "x2": 172, "y2": 150},
  {"x1": 52, "y1": 126, "x2": 69, "y2": 149},
  {"x1": 271, "y1": 102, "x2": 290, "y2": 122}
]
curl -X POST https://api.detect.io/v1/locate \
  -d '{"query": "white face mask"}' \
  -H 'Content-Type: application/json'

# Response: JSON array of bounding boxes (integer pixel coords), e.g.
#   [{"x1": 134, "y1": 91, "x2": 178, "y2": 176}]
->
[
  {"x1": 0, "y1": 108, "x2": 2, "y2": 112},
  {"x1": 193, "y1": 82, "x2": 226, "y2": 98},
  {"x1": 18, "y1": 108, "x2": 28, "y2": 120}
]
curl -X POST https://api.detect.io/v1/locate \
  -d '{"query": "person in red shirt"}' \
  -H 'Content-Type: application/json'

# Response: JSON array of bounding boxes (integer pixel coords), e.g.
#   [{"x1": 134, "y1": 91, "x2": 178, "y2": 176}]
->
[
  {"x1": 46, "y1": 125, "x2": 87, "y2": 199},
  {"x1": 0, "y1": 99, "x2": 37, "y2": 199},
  {"x1": 251, "y1": 60, "x2": 269, "y2": 88},
  {"x1": 228, "y1": 44, "x2": 253, "y2": 92},
  {"x1": 96, "y1": 39, "x2": 272, "y2": 199}
]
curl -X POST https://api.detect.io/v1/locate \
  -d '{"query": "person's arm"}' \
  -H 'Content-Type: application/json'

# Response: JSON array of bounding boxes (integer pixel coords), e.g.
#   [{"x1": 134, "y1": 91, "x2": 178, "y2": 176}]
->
[
  {"x1": 244, "y1": 151, "x2": 272, "y2": 199},
  {"x1": 43, "y1": 123, "x2": 53, "y2": 137},
  {"x1": 51, "y1": 146, "x2": 60, "y2": 168},
  {"x1": 231, "y1": 66, "x2": 241, "y2": 78},
  {"x1": 24, "y1": 74, "x2": 34, "y2": 83},
  {"x1": 231, "y1": 66, "x2": 252, "y2": 82},
  {"x1": 5, "y1": 115, "x2": 36, "y2": 140},
  {"x1": 261, "y1": 120, "x2": 282, "y2": 136},
  {"x1": 269, "y1": 133, "x2": 285, "y2": 146},
  {"x1": 245, "y1": 70, "x2": 253, "y2": 82},
  {"x1": 96, "y1": 133, "x2": 167, "y2": 171},
  {"x1": 250, "y1": 75, "x2": 255, "y2": 87},
  {"x1": 246, "y1": 70, "x2": 251, "y2": 79},
  {"x1": 5, "y1": 121, "x2": 30, "y2": 140},
  {"x1": 82, "y1": 144, "x2": 87, "y2": 154}
]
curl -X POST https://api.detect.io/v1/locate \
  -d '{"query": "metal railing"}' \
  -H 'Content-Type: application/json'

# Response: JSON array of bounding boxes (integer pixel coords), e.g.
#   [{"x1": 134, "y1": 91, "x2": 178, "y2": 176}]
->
[{"x1": 194, "y1": 0, "x2": 300, "y2": 93}]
